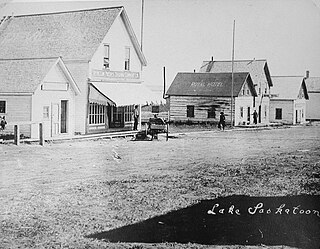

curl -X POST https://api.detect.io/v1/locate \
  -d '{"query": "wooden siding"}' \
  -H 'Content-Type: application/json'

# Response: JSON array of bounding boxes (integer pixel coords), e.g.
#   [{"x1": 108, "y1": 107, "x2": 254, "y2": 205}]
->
[
  {"x1": 306, "y1": 93, "x2": 320, "y2": 120},
  {"x1": 169, "y1": 96, "x2": 235, "y2": 123},
  {"x1": 270, "y1": 99, "x2": 294, "y2": 124},
  {"x1": 0, "y1": 95, "x2": 32, "y2": 136}
]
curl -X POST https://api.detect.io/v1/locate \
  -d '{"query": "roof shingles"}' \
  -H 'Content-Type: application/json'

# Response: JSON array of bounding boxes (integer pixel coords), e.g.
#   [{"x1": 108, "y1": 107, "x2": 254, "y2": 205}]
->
[
  {"x1": 166, "y1": 72, "x2": 256, "y2": 97},
  {"x1": 0, "y1": 58, "x2": 58, "y2": 93},
  {"x1": 0, "y1": 7, "x2": 122, "y2": 60},
  {"x1": 200, "y1": 59, "x2": 272, "y2": 87}
]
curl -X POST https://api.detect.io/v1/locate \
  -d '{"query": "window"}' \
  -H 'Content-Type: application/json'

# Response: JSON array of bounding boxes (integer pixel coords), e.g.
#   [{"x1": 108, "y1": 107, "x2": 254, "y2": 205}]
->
[
  {"x1": 264, "y1": 105, "x2": 267, "y2": 117},
  {"x1": 152, "y1": 105, "x2": 160, "y2": 113},
  {"x1": 187, "y1": 105, "x2": 194, "y2": 118},
  {"x1": 124, "y1": 105, "x2": 134, "y2": 122},
  {"x1": 240, "y1": 107, "x2": 244, "y2": 118},
  {"x1": 0, "y1": 101, "x2": 6, "y2": 113},
  {"x1": 89, "y1": 102, "x2": 106, "y2": 125},
  {"x1": 103, "y1": 44, "x2": 110, "y2": 69},
  {"x1": 207, "y1": 106, "x2": 216, "y2": 118},
  {"x1": 125, "y1": 47, "x2": 130, "y2": 71},
  {"x1": 43, "y1": 106, "x2": 49, "y2": 119},
  {"x1": 247, "y1": 107, "x2": 251, "y2": 122},
  {"x1": 275, "y1": 108, "x2": 282, "y2": 120}
]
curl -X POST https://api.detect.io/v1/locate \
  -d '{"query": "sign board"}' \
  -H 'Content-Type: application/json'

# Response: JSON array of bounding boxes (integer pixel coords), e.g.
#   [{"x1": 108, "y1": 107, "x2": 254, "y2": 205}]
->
[{"x1": 92, "y1": 70, "x2": 140, "y2": 80}]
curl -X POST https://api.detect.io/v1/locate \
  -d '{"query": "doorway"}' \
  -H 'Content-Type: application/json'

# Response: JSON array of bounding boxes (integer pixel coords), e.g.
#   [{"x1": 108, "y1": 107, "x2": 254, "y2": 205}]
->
[
  {"x1": 51, "y1": 103, "x2": 60, "y2": 137},
  {"x1": 61, "y1": 100, "x2": 68, "y2": 133}
]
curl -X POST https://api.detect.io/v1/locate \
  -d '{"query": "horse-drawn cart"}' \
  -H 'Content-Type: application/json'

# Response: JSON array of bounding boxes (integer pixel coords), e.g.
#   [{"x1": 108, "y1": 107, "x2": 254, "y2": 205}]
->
[{"x1": 147, "y1": 116, "x2": 168, "y2": 140}]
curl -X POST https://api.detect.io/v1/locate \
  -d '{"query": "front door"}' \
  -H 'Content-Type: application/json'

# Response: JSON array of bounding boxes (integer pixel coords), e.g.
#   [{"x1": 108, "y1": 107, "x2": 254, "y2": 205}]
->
[
  {"x1": 61, "y1": 100, "x2": 68, "y2": 133},
  {"x1": 51, "y1": 103, "x2": 60, "y2": 137},
  {"x1": 258, "y1": 105, "x2": 261, "y2": 123},
  {"x1": 247, "y1": 107, "x2": 251, "y2": 123}
]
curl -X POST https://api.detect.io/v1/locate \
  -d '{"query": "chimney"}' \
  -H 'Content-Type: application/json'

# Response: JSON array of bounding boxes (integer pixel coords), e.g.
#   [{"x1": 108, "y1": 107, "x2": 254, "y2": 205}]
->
[
  {"x1": 306, "y1": 70, "x2": 310, "y2": 78},
  {"x1": 193, "y1": 69, "x2": 196, "y2": 73},
  {"x1": 211, "y1": 56, "x2": 214, "y2": 61}
]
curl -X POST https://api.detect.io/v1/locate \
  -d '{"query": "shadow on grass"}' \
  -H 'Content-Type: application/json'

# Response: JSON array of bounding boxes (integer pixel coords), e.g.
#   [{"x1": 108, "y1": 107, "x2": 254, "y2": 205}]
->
[{"x1": 87, "y1": 195, "x2": 320, "y2": 249}]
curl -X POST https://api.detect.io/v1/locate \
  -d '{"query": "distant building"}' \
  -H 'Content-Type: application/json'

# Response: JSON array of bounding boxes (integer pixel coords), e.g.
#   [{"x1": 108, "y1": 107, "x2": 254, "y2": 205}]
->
[
  {"x1": 166, "y1": 72, "x2": 257, "y2": 125},
  {"x1": 304, "y1": 71, "x2": 320, "y2": 121},
  {"x1": 199, "y1": 59, "x2": 273, "y2": 125},
  {"x1": 0, "y1": 7, "x2": 155, "y2": 138},
  {"x1": 270, "y1": 76, "x2": 309, "y2": 125}
]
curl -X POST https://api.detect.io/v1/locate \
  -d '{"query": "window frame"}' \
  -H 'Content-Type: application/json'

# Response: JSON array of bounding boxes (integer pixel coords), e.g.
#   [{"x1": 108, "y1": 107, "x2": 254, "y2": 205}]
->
[
  {"x1": 89, "y1": 102, "x2": 106, "y2": 125},
  {"x1": 240, "y1": 107, "x2": 244, "y2": 118},
  {"x1": 124, "y1": 47, "x2": 130, "y2": 71},
  {"x1": 0, "y1": 100, "x2": 6, "y2": 114},
  {"x1": 207, "y1": 106, "x2": 216, "y2": 119},
  {"x1": 187, "y1": 105, "x2": 195, "y2": 118},
  {"x1": 103, "y1": 44, "x2": 110, "y2": 69},
  {"x1": 275, "y1": 108, "x2": 282, "y2": 120},
  {"x1": 43, "y1": 106, "x2": 50, "y2": 119}
]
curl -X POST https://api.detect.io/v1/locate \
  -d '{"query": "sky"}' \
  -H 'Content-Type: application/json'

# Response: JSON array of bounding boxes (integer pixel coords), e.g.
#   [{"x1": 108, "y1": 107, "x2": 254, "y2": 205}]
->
[{"x1": 1, "y1": 0, "x2": 320, "y2": 97}]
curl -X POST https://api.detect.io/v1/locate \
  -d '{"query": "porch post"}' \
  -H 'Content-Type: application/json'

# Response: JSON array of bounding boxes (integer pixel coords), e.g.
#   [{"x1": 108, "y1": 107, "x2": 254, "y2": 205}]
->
[
  {"x1": 14, "y1": 125, "x2": 20, "y2": 145},
  {"x1": 39, "y1": 123, "x2": 44, "y2": 146}
]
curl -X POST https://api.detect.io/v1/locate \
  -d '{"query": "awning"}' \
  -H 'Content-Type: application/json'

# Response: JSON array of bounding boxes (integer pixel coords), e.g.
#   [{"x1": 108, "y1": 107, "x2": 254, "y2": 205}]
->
[{"x1": 92, "y1": 82, "x2": 163, "y2": 106}]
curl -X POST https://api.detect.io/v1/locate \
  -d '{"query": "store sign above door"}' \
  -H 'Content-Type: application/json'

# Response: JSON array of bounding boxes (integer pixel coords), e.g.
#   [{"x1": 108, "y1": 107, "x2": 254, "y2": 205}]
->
[{"x1": 92, "y1": 70, "x2": 140, "y2": 80}]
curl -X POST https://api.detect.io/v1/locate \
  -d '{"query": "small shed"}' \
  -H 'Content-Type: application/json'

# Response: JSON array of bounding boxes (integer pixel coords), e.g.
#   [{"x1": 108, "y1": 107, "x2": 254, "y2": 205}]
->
[
  {"x1": 166, "y1": 72, "x2": 257, "y2": 125},
  {"x1": 0, "y1": 57, "x2": 80, "y2": 138},
  {"x1": 270, "y1": 76, "x2": 309, "y2": 124}
]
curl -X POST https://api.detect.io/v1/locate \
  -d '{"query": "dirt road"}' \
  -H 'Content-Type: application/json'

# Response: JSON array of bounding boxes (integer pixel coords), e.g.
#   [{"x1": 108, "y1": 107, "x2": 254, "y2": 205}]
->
[{"x1": 0, "y1": 125, "x2": 319, "y2": 248}]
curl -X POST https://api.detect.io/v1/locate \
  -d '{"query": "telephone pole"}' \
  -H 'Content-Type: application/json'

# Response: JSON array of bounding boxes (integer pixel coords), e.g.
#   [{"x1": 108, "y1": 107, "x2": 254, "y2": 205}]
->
[{"x1": 231, "y1": 20, "x2": 235, "y2": 127}]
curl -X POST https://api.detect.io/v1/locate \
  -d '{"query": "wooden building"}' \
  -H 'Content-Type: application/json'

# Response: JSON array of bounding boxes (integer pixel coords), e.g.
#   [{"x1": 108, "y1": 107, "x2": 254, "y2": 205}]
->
[
  {"x1": 0, "y1": 57, "x2": 80, "y2": 138},
  {"x1": 304, "y1": 72, "x2": 320, "y2": 121},
  {"x1": 199, "y1": 59, "x2": 273, "y2": 125},
  {"x1": 270, "y1": 76, "x2": 309, "y2": 125},
  {"x1": 166, "y1": 72, "x2": 257, "y2": 125},
  {"x1": 0, "y1": 7, "x2": 156, "y2": 138}
]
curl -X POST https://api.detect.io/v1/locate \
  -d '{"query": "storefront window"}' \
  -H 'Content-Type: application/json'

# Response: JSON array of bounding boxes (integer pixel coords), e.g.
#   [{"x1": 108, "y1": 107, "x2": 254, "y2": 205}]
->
[{"x1": 89, "y1": 102, "x2": 106, "y2": 125}]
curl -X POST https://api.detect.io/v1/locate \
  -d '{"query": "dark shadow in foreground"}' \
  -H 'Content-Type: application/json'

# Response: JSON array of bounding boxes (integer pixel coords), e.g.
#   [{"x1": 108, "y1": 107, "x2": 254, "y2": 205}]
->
[{"x1": 87, "y1": 195, "x2": 320, "y2": 249}]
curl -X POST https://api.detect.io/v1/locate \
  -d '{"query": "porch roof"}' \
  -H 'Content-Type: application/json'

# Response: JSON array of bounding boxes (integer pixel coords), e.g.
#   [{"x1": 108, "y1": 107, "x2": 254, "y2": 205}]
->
[{"x1": 91, "y1": 82, "x2": 162, "y2": 106}]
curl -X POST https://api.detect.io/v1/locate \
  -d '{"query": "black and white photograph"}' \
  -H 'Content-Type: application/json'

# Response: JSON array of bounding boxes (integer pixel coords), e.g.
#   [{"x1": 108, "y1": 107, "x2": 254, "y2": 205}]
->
[{"x1": 0, "y1": 0, "x2": 320, "y2": 248}]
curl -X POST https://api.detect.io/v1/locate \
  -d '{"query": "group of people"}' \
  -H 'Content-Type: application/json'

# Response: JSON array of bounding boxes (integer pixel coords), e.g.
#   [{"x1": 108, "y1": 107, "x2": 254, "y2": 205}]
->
[
  {"x1": 132, "y1": 105, "x2": 259, "y2": 132},
  {"x1": 218, "y1": 110, "x2": 259, "y2": 131}
]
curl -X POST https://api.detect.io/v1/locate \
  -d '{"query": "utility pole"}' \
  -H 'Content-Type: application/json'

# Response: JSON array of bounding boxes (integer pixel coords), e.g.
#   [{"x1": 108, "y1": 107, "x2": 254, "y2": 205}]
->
[
  {"x1": 231, "y1": 20, "x2": 235, "y2": 127},
  {"x1": 140, "y1": 0, "x2": 144, "y2": 52},
  {"x1": 163, "y1": 66, "x2": 166, "y2": 99},
  {"x1": 140, "y1": 0, "x2": 145, "y2": 72}
]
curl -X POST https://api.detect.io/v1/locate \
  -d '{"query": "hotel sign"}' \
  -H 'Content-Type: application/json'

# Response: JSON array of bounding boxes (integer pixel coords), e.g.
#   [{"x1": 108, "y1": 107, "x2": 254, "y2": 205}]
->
[{"x1": 92, "y1": 69, "x2": 140, "y2": 80}]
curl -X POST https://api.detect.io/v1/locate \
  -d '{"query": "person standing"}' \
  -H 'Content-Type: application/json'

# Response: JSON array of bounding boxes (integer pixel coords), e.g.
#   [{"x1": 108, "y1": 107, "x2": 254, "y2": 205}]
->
[
  {"x1": 218, "y1": 112, "x2": 225, "y2": 131},
  {"x1": 0, "y1": 116, "x2": 7, "y2": 130},
  {"x1": 253, "y1": 110, "x2": 258, "y2": 125},
  {"x1": 133, "y1": 105, "x2": 139, "y2": 130}
]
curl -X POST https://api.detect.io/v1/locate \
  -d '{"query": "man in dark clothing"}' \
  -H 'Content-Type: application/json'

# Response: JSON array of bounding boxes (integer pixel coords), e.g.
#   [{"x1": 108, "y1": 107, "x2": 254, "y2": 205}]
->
[
  {"x1": 0, "y1": 116, "x2": 7, "y2": 130},
  {"x1": 253, "y1": 110, "x2": 258, "y2": 125},
  {"x1": 133, "y1": 105, "x2": 139, "y2": 130},
  {"x1": 218, "y1": 112, "x2": 225, "y2": 130}
]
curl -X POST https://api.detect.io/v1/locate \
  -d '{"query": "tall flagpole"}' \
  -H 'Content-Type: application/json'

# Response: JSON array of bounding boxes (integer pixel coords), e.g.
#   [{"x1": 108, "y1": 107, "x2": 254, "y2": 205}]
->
[
  {"x1": 140, "y1": 0, "x2": 144, "y2": 72},
  {"x1": 140, "y1": 0, "x2": 144, "y2": 52},
  {"x1": 231, "y1": 20, "x2": 235, "y2": 127}
]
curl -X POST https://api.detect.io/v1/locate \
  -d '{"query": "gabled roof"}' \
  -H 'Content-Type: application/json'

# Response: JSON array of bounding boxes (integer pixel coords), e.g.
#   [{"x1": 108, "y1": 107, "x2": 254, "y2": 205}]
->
[
  {"x1": 166, "y1": 72, "x2": 257, "y2": 97},
  {"x1": 305, "y1": 77, "x2": 320, "y2": 92},
  {"x1": 270, "y1": 76, "x2": 309, "y2": 100},
  {"x1": 0, "y1": 57, "x2": 80, "y2": 94},
  {"x1": 0, "y1": 7, "x2": 147, "y2": 65},
  {"x1": 200, "y1": 59, "x2": 273, "y2": 87}
]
